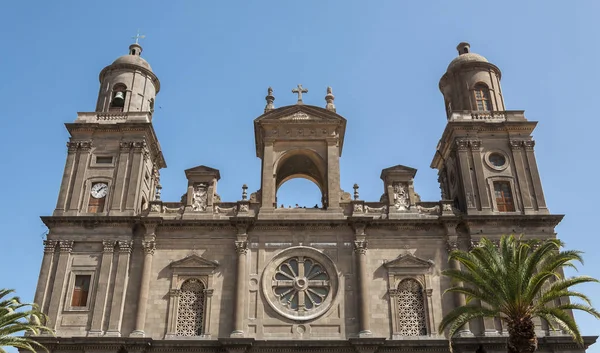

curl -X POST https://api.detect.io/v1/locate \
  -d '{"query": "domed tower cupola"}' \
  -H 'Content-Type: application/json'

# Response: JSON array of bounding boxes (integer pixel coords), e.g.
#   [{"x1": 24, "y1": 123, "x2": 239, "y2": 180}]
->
[
  {"x1": 439, "y1": 42, "x2": 505, "y2": 119},
  {"x1": 96, "y1": 42, "x2": 160, "y2": 114}
]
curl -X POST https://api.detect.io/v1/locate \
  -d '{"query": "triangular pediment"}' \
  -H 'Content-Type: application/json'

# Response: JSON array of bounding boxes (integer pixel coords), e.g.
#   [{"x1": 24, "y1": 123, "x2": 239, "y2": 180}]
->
[
  {"x1": 384, "y1": 253, "x2": 434, "y2": 270},
  {"x1": 380, "y1": 164, "x2": 418, "y2": 180},
  {"x1": 184, "y1": 165, "x2": 221, "y2": 181},
  {"x1": 255, "y1": 105, "x2": 346, "y2": 124},
  {"x1": 170, "y1": 254, "x2": 219, "y2": 269}
]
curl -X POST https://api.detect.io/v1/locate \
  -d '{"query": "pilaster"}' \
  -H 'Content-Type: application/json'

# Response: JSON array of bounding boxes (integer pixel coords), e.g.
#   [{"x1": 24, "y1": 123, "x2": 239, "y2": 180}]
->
[
  {"x1": 33, "y1": 240, "x2": 57, "y2": 312},
  {"x1": 54, "y1": 143, "x2": 78, "y2": 213},
  {"x1": 326, "y1": 139, "x2": 341, "y2": 209},
  {"x1": 523, "y1": 140, "x2": 548, "y2": 212},
  {"x1": 455, "y1": 139, "x2": 476, "y2": 213},
  {"x1": 445, "y1": 237, "x2": 473, "y2": 337},
  {"x1": 105, "y1": 240, "x2": 132, "y2": 337},
  {"x1": 47, "y1": 240, "x2": 73, "y2": 330},
  {"x1": 131, "y1": 224, "x2": 157, "y2": 337},
  {"x1": 66, "y1": 142, "x2": 92, "y2": 213},
  {"x1": 469, "y1": 140, "x2": 491, "y2": 212},
  {"x1": 88, "y1": 240, "x2": 116, "y2": 336},
  {"x1": 510, "y1": 139, "x2": 534, "y2": 213},
  {"x1": 261, "y1": 142, "x2": 275, "y2": 209}
]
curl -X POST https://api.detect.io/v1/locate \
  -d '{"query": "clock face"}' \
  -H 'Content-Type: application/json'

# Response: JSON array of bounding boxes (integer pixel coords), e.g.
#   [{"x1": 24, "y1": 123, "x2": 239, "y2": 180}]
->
[{"x1": 91, "y1": 183, "x2": 108, "y2": 199}]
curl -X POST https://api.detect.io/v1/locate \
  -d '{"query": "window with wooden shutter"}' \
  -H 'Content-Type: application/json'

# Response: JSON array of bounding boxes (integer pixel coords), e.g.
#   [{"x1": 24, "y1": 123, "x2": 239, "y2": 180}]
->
[
  {"x1": 473, "y1": 84, "x2": 493, "y2": 111},
  {"x1": 87, "y1": 195, "x2": 105, "y2": 213},
  {"x1": 71, "y1": 275, "x2": 91, "y2": 307},
  {"x1": 494, "y1": 181, "x2": 515, "y2": 212}
]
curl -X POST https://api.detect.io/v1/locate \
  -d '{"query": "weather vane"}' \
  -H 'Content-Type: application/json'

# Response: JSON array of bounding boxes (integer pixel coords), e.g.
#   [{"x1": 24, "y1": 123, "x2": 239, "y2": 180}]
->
[{"x1": 132, "y1": 29, "x2": 145, "y2": 44}]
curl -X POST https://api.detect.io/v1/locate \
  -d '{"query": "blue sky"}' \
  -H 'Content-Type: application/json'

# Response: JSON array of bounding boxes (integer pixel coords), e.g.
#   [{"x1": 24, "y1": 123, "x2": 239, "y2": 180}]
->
[{"x1": 1, "y1": 0, "x2": 599, "y2": 347}]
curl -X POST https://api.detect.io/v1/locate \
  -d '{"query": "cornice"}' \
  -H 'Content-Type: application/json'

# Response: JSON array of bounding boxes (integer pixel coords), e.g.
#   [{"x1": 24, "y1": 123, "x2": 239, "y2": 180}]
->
[
  {"x1": 462, "y1": 214, "x2": 564, "y2": 228},
  {"x1": 30, "y1": 336, "x2": 595, "y2": 353}
]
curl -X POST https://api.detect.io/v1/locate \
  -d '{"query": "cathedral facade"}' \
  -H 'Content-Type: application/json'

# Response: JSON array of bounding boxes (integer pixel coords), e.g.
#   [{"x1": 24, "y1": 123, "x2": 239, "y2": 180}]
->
[{"x1": 30, "y1": 42, "x2": 596, "y2": 353}]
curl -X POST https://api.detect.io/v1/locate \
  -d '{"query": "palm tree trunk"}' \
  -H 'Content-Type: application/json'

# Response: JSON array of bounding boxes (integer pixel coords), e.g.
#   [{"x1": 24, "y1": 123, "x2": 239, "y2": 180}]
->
[{"x1": 507, "y1": 316, "x2": 538, "y2": 353}]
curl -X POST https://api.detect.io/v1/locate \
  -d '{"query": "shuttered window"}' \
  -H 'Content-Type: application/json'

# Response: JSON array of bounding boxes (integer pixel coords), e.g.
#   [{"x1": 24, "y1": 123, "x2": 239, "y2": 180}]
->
[
  {"x1": 71, "y1": 275, "x2": 91, "y2": 307},
  {"x1": 494, "y1": 181, "x2": 515, "y2": 212}
]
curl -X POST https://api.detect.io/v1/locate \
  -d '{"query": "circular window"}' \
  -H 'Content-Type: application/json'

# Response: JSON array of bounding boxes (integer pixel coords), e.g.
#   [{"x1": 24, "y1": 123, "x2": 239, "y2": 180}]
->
[
  {"x1": 262, "y1": 246, "x2": 338, "y2": 321},
  {"x1": 485, "y1": 151, "x2": 509, "y2": 170}
]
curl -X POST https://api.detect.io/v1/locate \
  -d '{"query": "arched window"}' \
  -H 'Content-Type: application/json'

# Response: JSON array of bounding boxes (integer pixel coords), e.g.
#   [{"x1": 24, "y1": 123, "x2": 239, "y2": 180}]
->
[
  {"x1": 396, "y1": 279, "x2": 427, "y2": 336},
  {"x1": 473, "y1": 84, "x2": 492, "y2": 111},
  {"x1": 110, "y1": 84, "x2": 127, "y2": 111},
  {"x1": 176, "y1": 278, "x2": 206, "y2": 336}
]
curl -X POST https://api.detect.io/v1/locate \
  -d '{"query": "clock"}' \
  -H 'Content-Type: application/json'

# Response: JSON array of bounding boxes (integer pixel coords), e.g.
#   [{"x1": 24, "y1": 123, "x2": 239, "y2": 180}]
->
[{"x1": 91, "y1": 183, "x2": 108, "y2": 199}]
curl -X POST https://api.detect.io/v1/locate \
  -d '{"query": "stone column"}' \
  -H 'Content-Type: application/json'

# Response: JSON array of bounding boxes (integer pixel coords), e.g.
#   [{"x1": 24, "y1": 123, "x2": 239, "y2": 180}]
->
[
  {"x1": 446, "y1": 240, "x2": 473, "y2": 336},
  {"x1": 33, "y1": 240, "x2": 57, "y2": 312},
  {"x1": 106, "y1": 240, "x2": 132, "y2": 337},
  {"x1": 131, "y1": 235, "x2": 156, "y2": 337},
  {"x1": 47, "y1": 240, "x2": 73, "y2": 330},
  {"x1": 354, "y1": 239, "x2": 372, "y2": 337},
  {"x1": 88, "y1": 240, "x2": 116, "y2": 336},
  {"x1": 231, "y1": 240, "x2": 248, "y2": 337}
]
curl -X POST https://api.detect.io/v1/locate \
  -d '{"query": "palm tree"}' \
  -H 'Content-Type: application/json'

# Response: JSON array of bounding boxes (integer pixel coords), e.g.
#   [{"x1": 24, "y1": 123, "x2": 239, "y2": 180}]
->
[
  {"x1": 0, "y1": 289, "x2": 53, "y2": 353},
  {"x1": 439, "y1": 235, "x2": 600, "y2": 353}
]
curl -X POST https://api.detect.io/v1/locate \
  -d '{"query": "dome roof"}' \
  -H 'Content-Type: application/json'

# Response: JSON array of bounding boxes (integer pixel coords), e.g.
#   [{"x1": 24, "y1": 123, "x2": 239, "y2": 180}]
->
[
  {"x1": 112, "y1": 54, "x2": 152, "y2": 71},
  {"x1": 110, "y1": 43, "x2": 152, "y2": 72},
  {"x1": 446, "y1": 42, "x2": 489, "y2": 72}
]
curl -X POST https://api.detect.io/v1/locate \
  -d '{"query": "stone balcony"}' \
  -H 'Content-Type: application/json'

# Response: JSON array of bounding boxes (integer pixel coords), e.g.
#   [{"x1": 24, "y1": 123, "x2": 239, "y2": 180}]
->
[{"x1": 75, "y1": 111, "x2": 153, "y2": 124}]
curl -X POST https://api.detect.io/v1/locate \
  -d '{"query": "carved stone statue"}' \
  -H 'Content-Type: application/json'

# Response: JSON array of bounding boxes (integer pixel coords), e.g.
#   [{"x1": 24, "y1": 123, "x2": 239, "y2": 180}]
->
[
  {"x1": 393, "y1": 182, "x2": 410, "y2": 211},
  {"x1": 192, "y1": 183, "x2": 208, "y2": 211}
]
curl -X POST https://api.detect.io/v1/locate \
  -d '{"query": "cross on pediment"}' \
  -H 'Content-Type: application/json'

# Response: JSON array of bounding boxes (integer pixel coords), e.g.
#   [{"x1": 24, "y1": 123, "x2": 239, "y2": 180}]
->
[{"x1": 292, "y1": 84, "x2": 308, "y2": 104}]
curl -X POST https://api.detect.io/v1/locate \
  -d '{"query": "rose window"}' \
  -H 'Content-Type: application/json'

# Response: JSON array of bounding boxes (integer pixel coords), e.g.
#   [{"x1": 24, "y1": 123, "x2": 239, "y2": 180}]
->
[
  {"x1": 262, "y1": 246, "x2": 338, "y2": 321},
  {"x1": 273, "y1": 256, "x2": 330, "y2": 311}
]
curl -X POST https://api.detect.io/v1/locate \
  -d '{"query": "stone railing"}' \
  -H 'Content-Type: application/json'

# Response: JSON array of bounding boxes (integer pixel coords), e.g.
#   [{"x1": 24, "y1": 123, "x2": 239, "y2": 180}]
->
[
  {"x1": 75, "y1": 111, "x2": 152, "y2": 124},
  {"x1": 448, "y1": 110, "x2": 526, "y2": 122}
]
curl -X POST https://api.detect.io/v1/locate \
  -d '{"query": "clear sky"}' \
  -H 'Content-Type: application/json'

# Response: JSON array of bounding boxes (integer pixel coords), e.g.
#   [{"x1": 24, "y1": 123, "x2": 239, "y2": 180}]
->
[{"x1": 1, "y1": 0, "x2": 599, "y2": 348}]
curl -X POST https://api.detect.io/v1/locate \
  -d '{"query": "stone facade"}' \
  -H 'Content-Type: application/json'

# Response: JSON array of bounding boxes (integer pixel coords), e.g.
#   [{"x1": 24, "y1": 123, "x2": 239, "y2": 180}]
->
[{"x1": 28, "y1": 42, "x2": 597, "y2": 353}]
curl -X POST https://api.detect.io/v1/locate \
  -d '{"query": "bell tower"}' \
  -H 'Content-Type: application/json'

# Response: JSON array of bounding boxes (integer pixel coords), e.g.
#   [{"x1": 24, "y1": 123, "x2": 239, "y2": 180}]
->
[
  {"x1": 431, "y1": 43, "x2": 549, "y2": 215},
  {"x1": 53, "y1": 41, "x2": 165, "y2": 217},
  {"x1": 253, "y1": 86, "x2": 347, "y2": 213}
]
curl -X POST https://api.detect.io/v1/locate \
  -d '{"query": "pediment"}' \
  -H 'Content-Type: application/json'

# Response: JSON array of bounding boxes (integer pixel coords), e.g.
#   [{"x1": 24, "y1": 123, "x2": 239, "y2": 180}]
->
[
  {"x1": 380, "y1": 165, "x2": 418, "y2": 180},
  {"x1": 255, "y1": 105, "x2": 346, "y2": 125},
  {"x1": 184, "y1": 165, "x2": 221, "y2": 181},
  {"x1": 170, "y1": 254, "x2": 219, "y2": 269},
  {"x1": 384, "y1": 253, "x2": 434, "y2": 270}
]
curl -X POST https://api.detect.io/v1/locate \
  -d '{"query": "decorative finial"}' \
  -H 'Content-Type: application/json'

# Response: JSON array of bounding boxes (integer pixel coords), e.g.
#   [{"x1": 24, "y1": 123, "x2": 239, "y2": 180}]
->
[
  {"x1": 242, "y1": 184, "x2": 248, "y2": 200},
  {"x1": 132, "y1": 29, "x2": 146, "y2": 44},
  {"x1": 325, "y1": 86, "x2": 336, "y2": 112},
  {"x1": 292, "y1": 84, "x2": 308, "y2": 105},
  {"x1": 353, "y1": 183, "x2": 359, "y2": 200},
  {"x1": 264, "y1": 87, "x2": 275, "y2": 113}
]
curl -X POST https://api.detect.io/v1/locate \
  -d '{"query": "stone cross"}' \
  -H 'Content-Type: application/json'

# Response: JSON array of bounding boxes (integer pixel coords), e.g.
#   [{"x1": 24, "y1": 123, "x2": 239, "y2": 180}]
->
[
  {"x1": 292, "y1": 84, "x2": 308, "y2": 104},
  {"x1": 132, "y1": 30, "x2": 145, "y2": 44}
]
